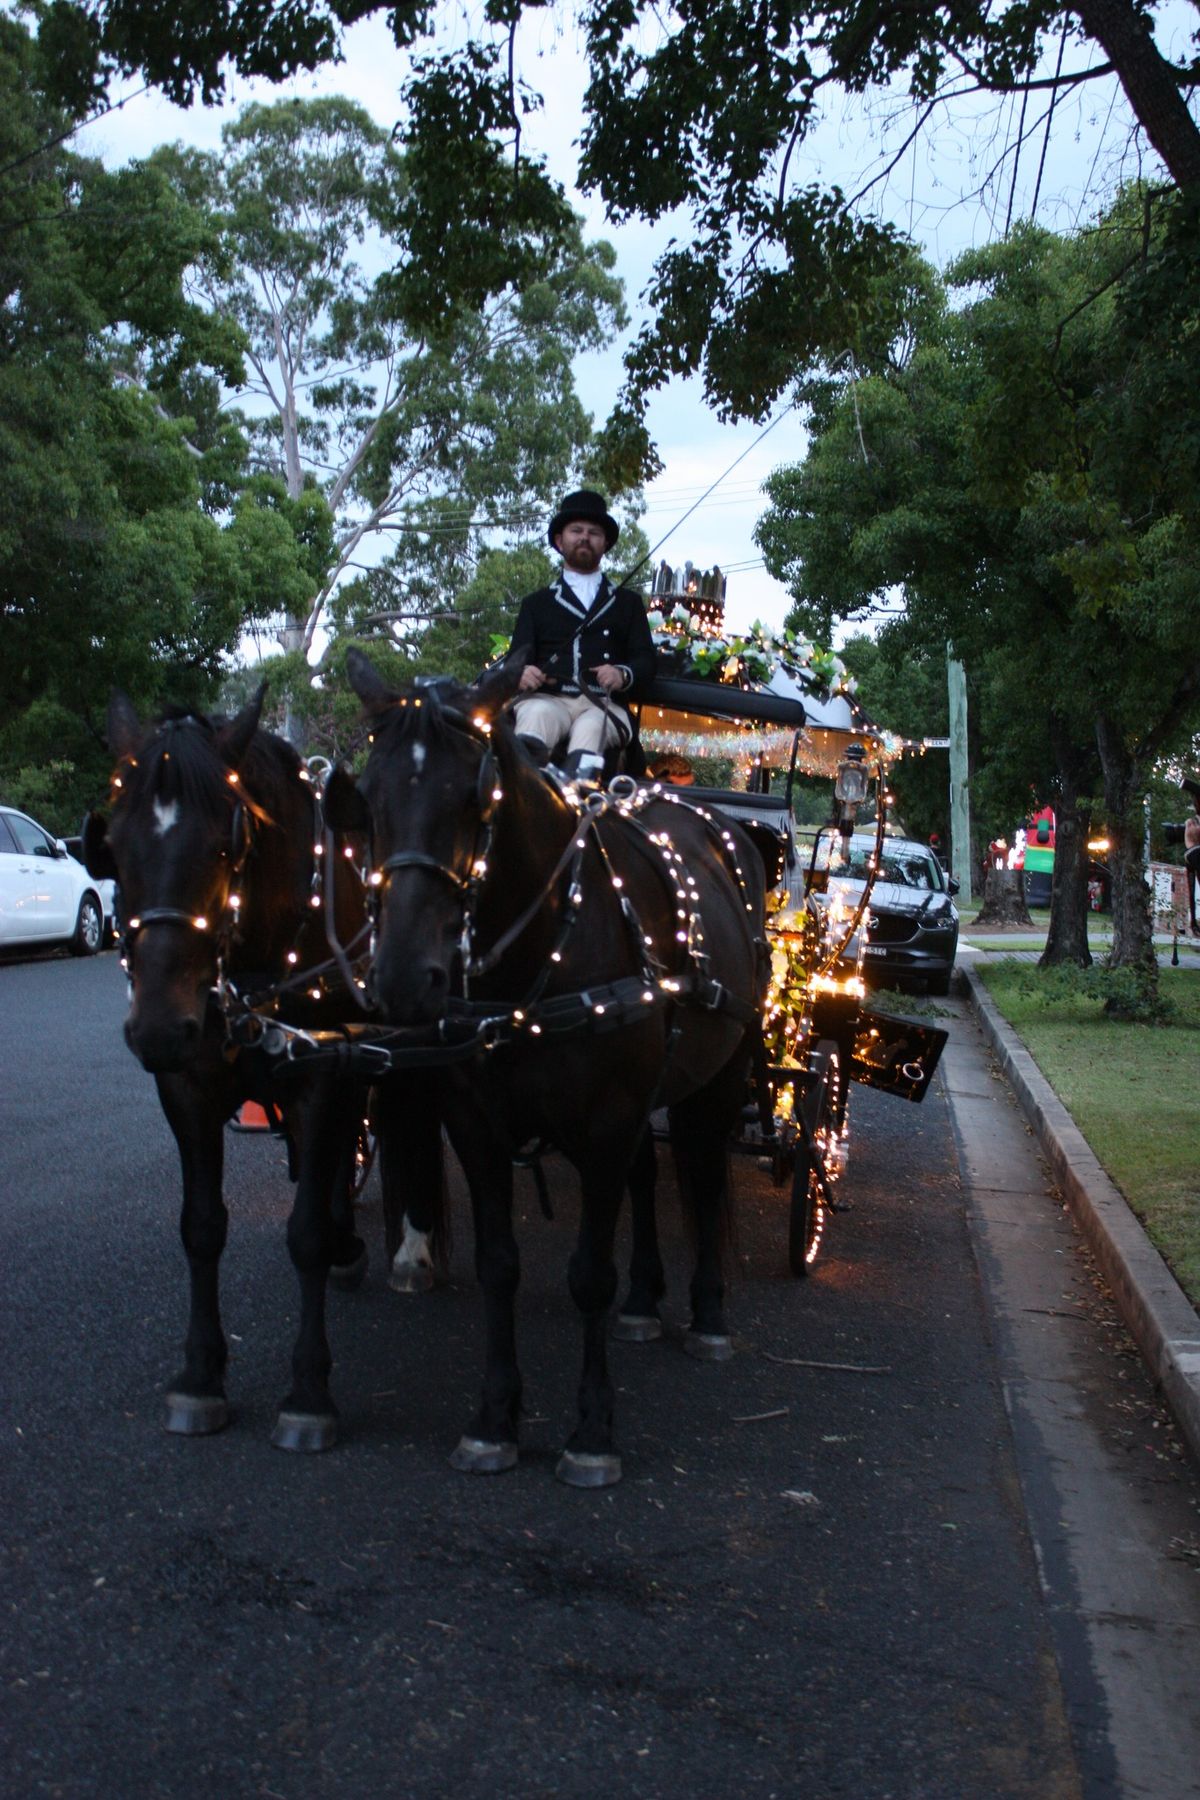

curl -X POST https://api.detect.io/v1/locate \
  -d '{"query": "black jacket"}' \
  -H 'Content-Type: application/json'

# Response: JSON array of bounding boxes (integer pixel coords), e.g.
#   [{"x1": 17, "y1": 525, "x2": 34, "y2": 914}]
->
[{"x1": 510, "y1": 575, "x2": 656, "y2": 744}]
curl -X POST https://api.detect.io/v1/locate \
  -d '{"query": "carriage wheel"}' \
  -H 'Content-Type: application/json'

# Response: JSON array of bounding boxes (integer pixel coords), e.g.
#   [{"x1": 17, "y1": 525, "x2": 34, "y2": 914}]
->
[
  {"x1": 351, "y1": 1116, "x2": 378, "y2": 1200},
  {"x1": 789, "y1": 1040, "x2": 838, "y2": 1277}
]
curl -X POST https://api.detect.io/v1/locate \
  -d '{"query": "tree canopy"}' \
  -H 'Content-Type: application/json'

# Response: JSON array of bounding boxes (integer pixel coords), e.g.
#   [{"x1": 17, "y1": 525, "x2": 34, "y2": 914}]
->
[
  {"x1": 755, "y1": 189, "x2": 1200, "y2": 983},
  {"x1": 32, "y1": 0, "x2": 1200, "y2": 440}
]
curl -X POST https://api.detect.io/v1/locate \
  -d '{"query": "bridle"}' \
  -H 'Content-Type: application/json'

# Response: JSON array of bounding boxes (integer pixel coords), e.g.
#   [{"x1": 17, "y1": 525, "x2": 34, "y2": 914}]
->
[
  {"x1": 366, "y1": 694, "x2": 501, "y2": 977},
  {"x1": 118, "y1": 725, "x2": 255, "y2": 985}
]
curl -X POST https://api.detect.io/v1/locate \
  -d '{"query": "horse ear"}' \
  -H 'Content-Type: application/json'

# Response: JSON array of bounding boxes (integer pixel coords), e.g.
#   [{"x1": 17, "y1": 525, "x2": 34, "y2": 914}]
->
[
  {"x1": 81, "y1": 811, "x2": 118, "y2": 881},
  {"x1": 323, "y1": 765, "x2": 370, "y2": 835},
  {"x1": 217, "y1": 682, "x2": 266, "y2": 769},
  {"x1": 473, "y1": 656, "x2": 524, "y2": 722},
  {"x1": 345, "y1": 648, "x2": 399, "y2": 713},
  {"x1": 107, "y1": 691, "x2": 142, "y2": 761}
]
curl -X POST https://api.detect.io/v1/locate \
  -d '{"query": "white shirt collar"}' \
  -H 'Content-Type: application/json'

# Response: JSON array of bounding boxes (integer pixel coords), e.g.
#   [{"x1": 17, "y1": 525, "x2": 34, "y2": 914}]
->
[{"x1": 560, "y1": 568, "x2": 603, "y2": 607}]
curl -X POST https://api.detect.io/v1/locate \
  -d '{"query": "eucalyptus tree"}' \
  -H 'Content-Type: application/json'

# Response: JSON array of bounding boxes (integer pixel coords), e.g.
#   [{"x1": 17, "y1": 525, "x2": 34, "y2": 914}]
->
[{"x1": 158, "y1": 96, "x2": 626, "y2": 695}]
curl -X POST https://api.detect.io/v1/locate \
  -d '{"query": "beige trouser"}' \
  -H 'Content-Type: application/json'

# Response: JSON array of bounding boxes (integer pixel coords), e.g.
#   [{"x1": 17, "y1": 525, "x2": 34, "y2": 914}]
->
[{"x1": 513, "y1": 692, "x2": 622, "y2": 756}]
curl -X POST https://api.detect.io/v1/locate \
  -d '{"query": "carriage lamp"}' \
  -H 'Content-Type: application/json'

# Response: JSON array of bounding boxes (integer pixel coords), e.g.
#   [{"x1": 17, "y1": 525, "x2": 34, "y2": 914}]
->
[{"x1": 834, "y1": 744, "x2": 870, "y2": 839}]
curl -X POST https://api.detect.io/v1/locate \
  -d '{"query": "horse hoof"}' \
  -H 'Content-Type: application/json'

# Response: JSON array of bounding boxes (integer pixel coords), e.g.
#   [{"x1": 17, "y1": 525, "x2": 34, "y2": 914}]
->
[
  {"x1": 449, "y1": 1435, "x2": 518, "y2": 1474},
  {"x1": 271, "y1": 1410, "x2": 338, "y2": 1453},
  {"x1": 683, "y1": 1330, "x2": 733, "y2": 1362},
  {"x1": 164, "y1": 1392, "x2": 228, "y2": 1435},
  {"x1": 612, "y1": 1312, "x2": 662, "y2": 1343},
  {"x1": 389, "y1": 1261, "x2": 434, "y2": 1295},
  {"x1": 329, "y1": 1244, "x2": 369, "y2": 1290},
  {"x1": 556, "y1": 1449, "x2": 622, "y2": 1488}
]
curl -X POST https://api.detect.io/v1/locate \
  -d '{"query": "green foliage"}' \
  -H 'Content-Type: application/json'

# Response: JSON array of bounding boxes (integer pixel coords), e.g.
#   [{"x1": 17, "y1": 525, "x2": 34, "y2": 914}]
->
[
  {"x1": 839, "y1": 633, "x2": 949, "y2": 842},
  {"x1": 29, "y1": 0, "x2": 1200, "y2": 449},
  {"x1": 756, "y1": 193, "x2": 1200, "y2": 973},
  {"x1": 1012, "y1": 958, "x2": 1177, "y2": 1026},
  {"x1": 162, "y1": 96, "x2": 630, "y2": 685}
]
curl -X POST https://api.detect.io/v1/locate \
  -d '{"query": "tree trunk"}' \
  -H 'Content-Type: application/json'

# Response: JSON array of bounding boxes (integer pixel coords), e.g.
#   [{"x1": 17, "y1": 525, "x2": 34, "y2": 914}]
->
[
  {"x1": 1041, "y1": 728, "x2": 1093, "y2": 967},
  {"x1": 976, "y1": 866, "x2": 1034, "y2": 927},
  {"x1": 1073, "y1": 0, "x2": 1200, "y2": 191},
  {"x1": 1095, "y1": 713, "x2": 1157, "y2": 985}
]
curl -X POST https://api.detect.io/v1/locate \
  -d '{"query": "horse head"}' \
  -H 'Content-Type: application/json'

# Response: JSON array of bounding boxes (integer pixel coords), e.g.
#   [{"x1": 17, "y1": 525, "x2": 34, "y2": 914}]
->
[
  {"x1": 86, "y1": 686, "x2": 265, "y2": 1072},
  {"x1": 330, "y1": 650, "x2": 521, "y2": 1026}
]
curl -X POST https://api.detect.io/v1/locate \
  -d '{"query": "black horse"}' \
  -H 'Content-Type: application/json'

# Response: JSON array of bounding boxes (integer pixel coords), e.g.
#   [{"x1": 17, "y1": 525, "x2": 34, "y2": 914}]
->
[
  {"x1": 84, "y1": 688, "x2": 443, "y2": 1450},
  {"x1": 329, "y1": 653, "x2": 767, "y2": 1487}
]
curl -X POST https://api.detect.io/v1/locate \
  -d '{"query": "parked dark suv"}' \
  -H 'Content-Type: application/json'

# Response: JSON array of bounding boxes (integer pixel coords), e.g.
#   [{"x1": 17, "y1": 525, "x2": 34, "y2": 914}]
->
[{"x1": 811, "y1": 831, "x2": 960, "y2": 994}]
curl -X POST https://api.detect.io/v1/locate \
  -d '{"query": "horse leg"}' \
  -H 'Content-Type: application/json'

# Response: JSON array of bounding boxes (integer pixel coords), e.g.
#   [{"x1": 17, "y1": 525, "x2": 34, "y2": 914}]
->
[
  {"x1": 559, "y1": 1170, "x2": 624, "y2": 1488},
  {"x1": 155, "y1": 1072, "x2": 231, "y2": 1435},
  {"x1": 383, "y1": 1073, "x2": 447, "y2": 1295},
  {"x1": 448, "y1": 1130, "x2": 521, "y2": 1473},
  {"x1": 614, "y1": 1127, "x2": 665, "y2": 1342},
  {"x1": 670, "y1": 1070, "x2": 742, "y2": 1362},
  {"x1": 272, "y1": 1071, "x2": 347, "y2": 1451},
  {"x1": 328, "y1": 1078, "x2": 369, "y2": 1290}
]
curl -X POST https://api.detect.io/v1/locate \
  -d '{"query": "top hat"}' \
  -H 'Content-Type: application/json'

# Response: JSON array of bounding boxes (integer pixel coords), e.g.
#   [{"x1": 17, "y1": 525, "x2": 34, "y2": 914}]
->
[{"x1": 548, "y1": 489, "x2": 620, "y2": 550}]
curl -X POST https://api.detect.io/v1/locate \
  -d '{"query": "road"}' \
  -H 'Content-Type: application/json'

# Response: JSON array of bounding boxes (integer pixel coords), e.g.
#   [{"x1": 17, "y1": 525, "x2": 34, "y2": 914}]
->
[{"x1": 3, "y1": 949, "x2": 1199, "y2": 1799}]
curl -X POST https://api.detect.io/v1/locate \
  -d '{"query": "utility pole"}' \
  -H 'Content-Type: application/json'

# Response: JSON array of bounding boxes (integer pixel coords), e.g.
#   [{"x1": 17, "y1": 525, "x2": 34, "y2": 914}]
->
[{"x1": 947, "y1": 648, "x2": 972, "y2": 897}]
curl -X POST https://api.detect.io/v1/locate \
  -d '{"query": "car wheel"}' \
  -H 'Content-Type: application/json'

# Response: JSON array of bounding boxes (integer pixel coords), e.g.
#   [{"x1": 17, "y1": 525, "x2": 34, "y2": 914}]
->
[{"x1": 71, "y1": 894, "x2": 103, "y2": 957}]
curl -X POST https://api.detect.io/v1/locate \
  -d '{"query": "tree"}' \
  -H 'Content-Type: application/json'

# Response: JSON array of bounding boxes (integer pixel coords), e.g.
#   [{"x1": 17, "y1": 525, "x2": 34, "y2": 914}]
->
[
  {"x1": 0, "y1": 14, "x2": 313, "y2": 806},
  {"x1": 756, "y1": 199, "x2": 1200, "y2": 992},
  {"x1": 37, "y1": 0, "x2": 1200, "y2": 434},
  {"x1": 159, "y1": 98, "x2": 627, "y2": 709}
]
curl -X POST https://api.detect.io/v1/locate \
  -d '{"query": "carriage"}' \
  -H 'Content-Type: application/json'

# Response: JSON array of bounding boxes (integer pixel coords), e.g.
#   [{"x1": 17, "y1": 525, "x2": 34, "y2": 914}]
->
[{"x1": 631, "y1": 664, "x2": 948, "y2": 1275}]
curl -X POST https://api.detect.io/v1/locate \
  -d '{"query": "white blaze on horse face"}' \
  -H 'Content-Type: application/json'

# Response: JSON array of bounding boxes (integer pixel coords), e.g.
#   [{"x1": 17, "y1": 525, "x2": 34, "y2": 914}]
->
[
  {"x1": 153, "y1": 797, "x2": 180, "y2": 837},
  {"x1": 411, "y1": 743, "x2": 426, "y2": 774}
]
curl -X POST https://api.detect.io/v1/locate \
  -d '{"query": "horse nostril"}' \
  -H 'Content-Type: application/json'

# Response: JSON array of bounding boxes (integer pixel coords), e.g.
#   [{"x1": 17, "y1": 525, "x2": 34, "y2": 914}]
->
[
  {"x1": 179, "y1": 1016, "x2": 201, "y2": 1049},
  {"x1": 428, "y1": 965, "x2": 449, "y2": 996}
]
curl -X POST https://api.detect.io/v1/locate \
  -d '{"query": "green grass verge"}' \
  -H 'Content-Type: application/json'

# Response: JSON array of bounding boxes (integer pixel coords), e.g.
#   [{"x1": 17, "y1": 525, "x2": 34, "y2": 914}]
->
[{"x1": 976, "y1": 961, "x2": 1200, "y2": 1309}]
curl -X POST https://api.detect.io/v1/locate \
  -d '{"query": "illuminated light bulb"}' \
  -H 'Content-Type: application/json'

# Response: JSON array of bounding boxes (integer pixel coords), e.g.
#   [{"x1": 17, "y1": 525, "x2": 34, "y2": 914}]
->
[
  {"x1": 642, "y1": 991, "x2": 654, "y2": 1003},
  {"x1": 193, "y1": 916, "x2": 208, "y2": 931},
  {"x1": 676, "y1": 930, "x2": 688, "y2": 942},
  {"x1": 550, "y1": 950, "x2": 562, "y2": 962},
  {"x1": 113, "y1": 776, "x2": 123, "y2": 789},
  {"x1": 229, "y1": 894, "x2": 242, "y2": 910},
  {"x1": 310, "y1": 894, "x2": 321, "y2": 908},
  {"x1": 128, "y1": 916, "x2": 141, "y2": 931},
  {"x1": 314, "y1": 842, "x2": 324, "y2": 856},
  {"x1": 228, "y1": 771, "x2": 239, "y2": 785},
  {"x1": 343, "y1": 846, "x2": 354, "y2": 859},
  {"x1": 368, "y1": 871, "x2": 383, "y2": 887},
  {"x1": 492, "y1": 788, "x2": 503, "y2": 802},
  {"x1": 287, "y1": 952, "x2": 299, "y2": 965},
  {"x1": 310, "y1": 987, "x2": 321, "y2": 1000},
  {"x1": 594, "y1": 1004, "x2": 605, "y2": 1016},
  {"x1": 513, "y1": 1009, "x2": 525, "y2": 1023},
  {"x1": 529, "y1": 1023, "x2": 542, "y2": 1035},
  {"x1": 612, "y1": 876, "x2": 624, "y2": 890}
]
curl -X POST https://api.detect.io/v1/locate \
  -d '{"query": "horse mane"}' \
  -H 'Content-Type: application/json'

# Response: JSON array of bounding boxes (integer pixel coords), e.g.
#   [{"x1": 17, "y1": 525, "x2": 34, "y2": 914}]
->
[{"x1": 118, "y1": 707, "x2": 301, "y2": 830}]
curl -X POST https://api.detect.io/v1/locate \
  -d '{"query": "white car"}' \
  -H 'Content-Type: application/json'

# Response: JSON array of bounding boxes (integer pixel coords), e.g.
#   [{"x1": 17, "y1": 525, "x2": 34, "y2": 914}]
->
[{"x1": 0, "y1": 806, "x2": 116, "y2": 955}]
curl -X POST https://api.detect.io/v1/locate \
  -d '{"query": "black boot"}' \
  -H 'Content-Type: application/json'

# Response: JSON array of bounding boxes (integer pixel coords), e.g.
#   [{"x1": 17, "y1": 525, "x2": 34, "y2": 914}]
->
[
  {"x1": 516, "y1": 734, "x2": 551, "y2": 766},
  {"x1": 562, "y1": 748, "x2": 606, "y2": 785}
]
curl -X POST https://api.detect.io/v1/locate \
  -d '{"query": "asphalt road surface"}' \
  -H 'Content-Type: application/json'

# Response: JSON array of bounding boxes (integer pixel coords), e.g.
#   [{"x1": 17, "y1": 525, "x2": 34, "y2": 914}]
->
[{"x1": 3, "y1": 950, "x2": 1199, "y2": 1799}]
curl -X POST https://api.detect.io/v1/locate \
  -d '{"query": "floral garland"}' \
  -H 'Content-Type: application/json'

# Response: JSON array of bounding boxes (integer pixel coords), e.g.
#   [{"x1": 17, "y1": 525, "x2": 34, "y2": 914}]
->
[
  {"x1": 488, "y1": 612, "x2": 857, "y2": 697},
  {"x1": 645, "y1": 606, "x2": 857, "y2": 697}
]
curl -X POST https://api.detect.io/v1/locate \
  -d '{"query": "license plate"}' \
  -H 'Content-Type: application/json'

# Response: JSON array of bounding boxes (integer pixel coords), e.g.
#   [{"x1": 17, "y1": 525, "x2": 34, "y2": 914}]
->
[{"x1": 864, "y1": 945, "x2": 889, "y2": 955}]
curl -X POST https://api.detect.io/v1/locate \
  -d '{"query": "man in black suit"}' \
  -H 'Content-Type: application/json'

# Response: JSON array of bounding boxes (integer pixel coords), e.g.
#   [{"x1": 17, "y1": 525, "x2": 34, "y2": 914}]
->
[{"x1": 510, "y1": 490, "x2": 656, "y2": 772}]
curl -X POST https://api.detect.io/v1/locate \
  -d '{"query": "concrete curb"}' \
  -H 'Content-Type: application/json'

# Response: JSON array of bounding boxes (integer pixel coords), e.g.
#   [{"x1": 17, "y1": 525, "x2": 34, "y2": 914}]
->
[{"x1": 958, "y1": 962, "x2": 1200, "y2": 1469}]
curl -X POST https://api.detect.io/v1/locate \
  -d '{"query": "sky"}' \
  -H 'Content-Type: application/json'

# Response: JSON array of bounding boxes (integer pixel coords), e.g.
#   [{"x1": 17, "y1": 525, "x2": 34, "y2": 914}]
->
[{"x1": 80, "y1": 5, "x2": 1190, "y2": 638}]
